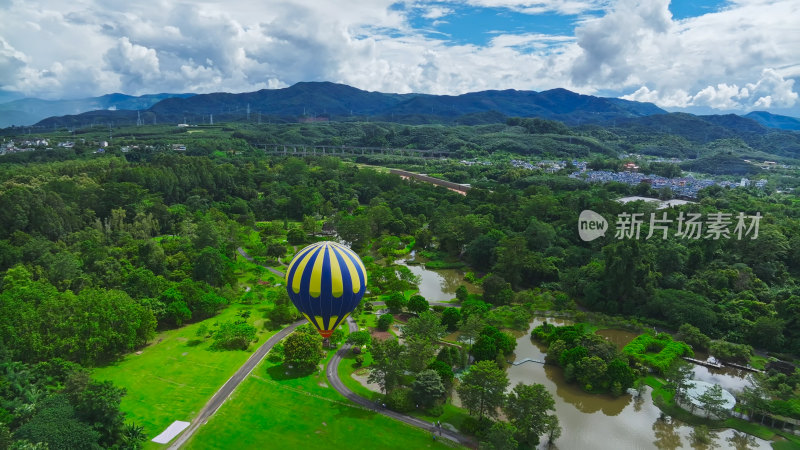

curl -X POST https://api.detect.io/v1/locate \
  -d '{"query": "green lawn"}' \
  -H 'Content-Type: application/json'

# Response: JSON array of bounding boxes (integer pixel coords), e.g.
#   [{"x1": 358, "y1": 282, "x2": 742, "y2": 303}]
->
[
  {"x1": 185, "y1": 343, "x2": 460, "y2": 449},
  {"x1": 92, "y1": 303, "x2": 278, "y2": 448}
]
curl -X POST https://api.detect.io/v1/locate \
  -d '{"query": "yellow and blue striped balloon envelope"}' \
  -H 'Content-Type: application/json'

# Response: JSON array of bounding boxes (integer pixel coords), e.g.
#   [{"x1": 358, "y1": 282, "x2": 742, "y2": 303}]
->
[{"x1": 285, "y1": 241, "x2": 367, "y2": 338}]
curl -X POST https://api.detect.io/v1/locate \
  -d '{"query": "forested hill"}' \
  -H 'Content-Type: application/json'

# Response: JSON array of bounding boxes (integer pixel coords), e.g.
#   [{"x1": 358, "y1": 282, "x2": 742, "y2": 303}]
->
[{"x1": 32, "y1": 82, "x2": 666, "y2": 127}]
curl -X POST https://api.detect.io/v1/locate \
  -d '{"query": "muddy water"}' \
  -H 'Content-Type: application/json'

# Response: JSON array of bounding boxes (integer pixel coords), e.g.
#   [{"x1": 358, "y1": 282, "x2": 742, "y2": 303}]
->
[
  {"x1": 507, "y1": 318, "x2": 769, "y2": 449},
  {"x1": 394, "y1": 252, "x2": 481, "y2": 302}
]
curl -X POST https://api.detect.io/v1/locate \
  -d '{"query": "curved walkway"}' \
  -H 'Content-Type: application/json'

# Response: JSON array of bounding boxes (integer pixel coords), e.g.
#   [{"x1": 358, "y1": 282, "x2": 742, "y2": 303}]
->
[
  {"x1": 325, "y1": 317, "x2": 475, "y2": 448},
  {"x1": 168, "y1": 320, "x2": 304, "y2": 449},
  {"x1": 237, "y1": 247, "x2": 285, "y2": 277}
]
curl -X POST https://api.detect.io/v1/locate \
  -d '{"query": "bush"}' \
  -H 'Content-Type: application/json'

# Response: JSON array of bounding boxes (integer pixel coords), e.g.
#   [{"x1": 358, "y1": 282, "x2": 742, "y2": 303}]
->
[
  {"x1": 211, "y1": 321, "x2": 257, "y2": 350},
  {"x1": 385, "y1": 387, "x2": 415, "y2": 412},
  {"x1": 427, "y1": 404, "x2": 444, "y2": 417},
  {"x1": 377, "y1": 314, "x2": 394, "y2": 331},
  {"x1": 461, "y1": 416, "x2": 493, "y2": 437}
]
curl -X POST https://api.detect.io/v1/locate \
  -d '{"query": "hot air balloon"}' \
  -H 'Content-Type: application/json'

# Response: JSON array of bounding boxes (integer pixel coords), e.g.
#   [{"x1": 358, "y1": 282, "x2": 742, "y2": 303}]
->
[{"x1": 285, "y1": 241, "x2": 367, "y2": 338}]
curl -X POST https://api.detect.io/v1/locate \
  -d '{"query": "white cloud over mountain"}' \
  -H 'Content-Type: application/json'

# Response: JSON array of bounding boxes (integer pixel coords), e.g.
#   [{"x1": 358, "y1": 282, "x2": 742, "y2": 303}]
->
[{"x1": 0, "y1": 0, "x2": 797, "y2": 114}]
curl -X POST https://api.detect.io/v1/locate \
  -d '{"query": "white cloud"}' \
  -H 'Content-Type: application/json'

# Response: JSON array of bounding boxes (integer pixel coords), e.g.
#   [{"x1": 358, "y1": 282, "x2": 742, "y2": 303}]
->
[
  {"x1": 0, "y1": 0, "x2": 797, "y2": 115},
  {"x1": 623, "y1": 69, "x2": 798, "y2": 110},
  {"x1": 460, "y1": 0, "x2": 605, "y2": 15},
  {"x1": 421, "y1": 6, "x2": 453, "y2": 19}
]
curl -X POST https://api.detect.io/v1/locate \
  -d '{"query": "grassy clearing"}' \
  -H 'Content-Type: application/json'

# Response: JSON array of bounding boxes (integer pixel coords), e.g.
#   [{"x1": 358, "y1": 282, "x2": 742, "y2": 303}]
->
[
  {"x1": 92, "y1": 303, "x2": 278, "y2": 448},
  {"x1": 185, "y1": 342, "x2": 459, "y2": 449}
]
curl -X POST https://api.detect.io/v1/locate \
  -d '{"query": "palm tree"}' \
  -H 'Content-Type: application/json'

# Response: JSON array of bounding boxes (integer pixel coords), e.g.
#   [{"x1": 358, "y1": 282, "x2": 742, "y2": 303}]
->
[{"x1": 121, "y1": 422, "x2": 147, "y2": 449}]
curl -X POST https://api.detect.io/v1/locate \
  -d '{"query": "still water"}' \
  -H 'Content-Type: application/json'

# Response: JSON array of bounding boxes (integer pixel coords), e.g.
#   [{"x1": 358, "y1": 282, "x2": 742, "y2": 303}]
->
[
  {"x1": 389, "y1": 256, "x2": 767, "y2": 448},
  {"x1": 507, "y1": 318, "x2": 769, "y2": 449},
  {"x1": 395, "y1": 252, "x2": 481, "y2": 302}
]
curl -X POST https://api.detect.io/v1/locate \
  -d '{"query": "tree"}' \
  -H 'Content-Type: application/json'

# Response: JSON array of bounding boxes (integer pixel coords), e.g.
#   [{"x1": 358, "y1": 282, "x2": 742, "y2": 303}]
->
[
  {"x1": 482, "y1": 421, "x2": 518, "y2": 450},
  {"x1": 482, "y1": 274, "x2": 514, "y2": 305},
  {"x1": 346, "y1": 330, "x2": 371, "y2": 347},
  {"x1": 458, "y1": 314, "x2": 485, "y2": 347},
  {"x1": 64, "y1": 371, "x2": 126, "y2": 447},
  {"x1": 472, "y1": 326, "x2": 516, "y2": 362},
  {"x1": 368, "y1": 338, "x2": 407, "y2": 393},
  {"x1": 696, "y1": 384, "x2": 728, "y2": 419},
  {"x1": 664, "y1": 360, "x2": 694, "y2": 401},
  {"x1": 377, "y1": 314, "x2": 394, "y2": 331},
  {"x1": 411, "y1": 369, "x2": 445, "y2": 408},
  {"x1": 266, "y1": 242, "x2": 287, "y2": 261},
  {"x1": 402, "y1": 312, "x2": 446, "y2": 343},
  {"x1": 544, "y1": 415, "x2": 562, "y2": 446},
  {"x1": 286, "y1": 228, "x2": 306, "y2": 245},
  {"x1": 193, "y1": 247, "x2": 234, "y2": 287},
  {"x1": 407, "y1": 294, "x2": 429, "y2": 314},
  {"x1": 441, "y1": 307, "x2": 461, "y2": 332},
  {"x1": 455, "y1": 285, "x2": 469, "y2": 302},
  {"x1": 121, "y1": 422, "x2": 147, "y2": 449},
  {"x1": 576, "y1": 356, "x2": 607, "y2": 391},
  {"x1": 302, "y1": 215, "x2": 320, "y2": 237},
  {"x1": 749, "y1": 316, "x2": 785, "y2": 351},
  {"x1": 427, "y1": 360, "x2": 455, "y2": 389},
  {"x1": 212, "y1": 321, "x2": 257, "y2": 350},
  {"x1": 504, "y1": 383, "x2": 557, "y2": 447},
  {"x1": 384, "y1": 291, "x2": 406, "y2": 313},
  {"x1": 677, "y1": 323, "x2": 711, "y2": 351},
  {"x1": 283, "y1": 330, "x2": 323, "y2": 371},
  {"x1": 457, "y1": 360, "x2": 509, "y2": 420},
  {"x1": 13, "y1": 394, "x2": 101, "y2": 449}
]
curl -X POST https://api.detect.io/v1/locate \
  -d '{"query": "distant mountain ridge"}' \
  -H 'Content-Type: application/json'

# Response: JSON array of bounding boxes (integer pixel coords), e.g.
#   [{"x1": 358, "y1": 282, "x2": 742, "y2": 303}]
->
[
  {"x1": 744, "y1": 111, "x2": 800, "y2": 130},
  {"x1": 0, "y1": 93, "x2": 195, "y2": 128},
  {"x1": 30, "y1": 81, "x2": 668, "y2": 128}
]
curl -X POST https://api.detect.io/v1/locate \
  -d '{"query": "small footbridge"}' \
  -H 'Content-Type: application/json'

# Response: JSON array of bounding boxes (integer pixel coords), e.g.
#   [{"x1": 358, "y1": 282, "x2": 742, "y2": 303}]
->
[{"x1": 508, "y1": 358, "x2": 545, "y2": 366}]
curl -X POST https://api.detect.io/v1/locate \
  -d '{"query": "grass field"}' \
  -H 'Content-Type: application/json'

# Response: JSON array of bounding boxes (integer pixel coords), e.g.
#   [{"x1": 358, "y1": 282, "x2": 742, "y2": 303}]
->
[
  {"x1": 92, "y1": 302, "x2": 278, "y2": 448},
  {"x1": 185, "y1": 340, "x2": 459, "y2": 449}
]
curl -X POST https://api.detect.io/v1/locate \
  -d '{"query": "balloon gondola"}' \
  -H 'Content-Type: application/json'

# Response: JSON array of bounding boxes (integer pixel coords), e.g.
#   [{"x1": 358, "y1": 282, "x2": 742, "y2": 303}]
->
[{"x1": 285, "y1": 241, "x2": 367, "y2": 338}]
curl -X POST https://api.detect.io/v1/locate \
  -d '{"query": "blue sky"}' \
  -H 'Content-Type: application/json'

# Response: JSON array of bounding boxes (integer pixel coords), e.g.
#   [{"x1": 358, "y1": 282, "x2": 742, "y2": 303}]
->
[{"x1": 0, "y1": 0, "x2": 798, "y2": 115}]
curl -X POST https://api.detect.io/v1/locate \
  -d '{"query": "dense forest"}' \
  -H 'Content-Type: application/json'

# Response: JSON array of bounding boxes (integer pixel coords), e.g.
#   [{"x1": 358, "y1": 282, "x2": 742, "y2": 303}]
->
[{"x1": 1, "y1": 118, "x2": 799, "y2": 447}]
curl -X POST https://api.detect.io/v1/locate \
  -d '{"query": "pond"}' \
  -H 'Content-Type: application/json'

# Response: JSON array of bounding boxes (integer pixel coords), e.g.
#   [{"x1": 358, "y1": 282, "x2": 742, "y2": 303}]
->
[
  {"x1": 507, "y1": 318, "x2": 769, "y2": 449},
  {"x1": 394, "y1": 251, "x2": 481, "y2": 302}
]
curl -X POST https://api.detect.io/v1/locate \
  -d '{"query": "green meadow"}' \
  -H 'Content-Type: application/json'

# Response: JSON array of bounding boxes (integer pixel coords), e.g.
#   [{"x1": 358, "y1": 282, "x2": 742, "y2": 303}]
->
[
  {"x1": 92, "y1": 302, "x2": 278, "y2": 447},
  {"x1": 184, "y1": 347, "x2": 459, "y2": 449}
]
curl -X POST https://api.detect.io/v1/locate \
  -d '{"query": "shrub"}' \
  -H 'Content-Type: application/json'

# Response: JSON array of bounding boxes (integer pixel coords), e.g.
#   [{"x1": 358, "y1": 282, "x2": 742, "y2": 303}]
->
[
  {"x1": 377, "y1": 314, "x2": 394, "y2": 331},
  {"x1": 385, "y1": 387, "x2": 415, "y2": 412}
]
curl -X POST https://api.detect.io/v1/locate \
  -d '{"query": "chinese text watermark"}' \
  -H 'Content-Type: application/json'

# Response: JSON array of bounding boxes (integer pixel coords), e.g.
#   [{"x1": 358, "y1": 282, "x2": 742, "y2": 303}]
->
[{"x1": 578, "y1": 210, "x2": 761, "y2": 242}]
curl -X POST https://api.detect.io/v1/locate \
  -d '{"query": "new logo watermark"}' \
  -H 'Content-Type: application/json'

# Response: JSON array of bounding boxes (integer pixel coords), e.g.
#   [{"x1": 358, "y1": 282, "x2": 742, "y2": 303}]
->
[
  {"x1": 578, "y1": 210, "x2": 761, "y2": 241},
  {"x1": 578, "y1": 210, "x2": 609, "y2": 242}
]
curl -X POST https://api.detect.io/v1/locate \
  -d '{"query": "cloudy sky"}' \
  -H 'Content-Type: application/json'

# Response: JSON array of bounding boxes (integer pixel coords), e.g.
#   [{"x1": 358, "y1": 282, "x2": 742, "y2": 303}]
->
[{"x1": 1, "y1": 0, "x2": 799, "y2": 115}]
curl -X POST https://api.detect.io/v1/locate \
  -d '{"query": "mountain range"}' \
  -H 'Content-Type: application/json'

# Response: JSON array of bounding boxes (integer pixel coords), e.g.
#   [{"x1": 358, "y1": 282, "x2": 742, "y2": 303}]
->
[{"x1": 3, "y1": 82, "x2": 799, "y2": 134}]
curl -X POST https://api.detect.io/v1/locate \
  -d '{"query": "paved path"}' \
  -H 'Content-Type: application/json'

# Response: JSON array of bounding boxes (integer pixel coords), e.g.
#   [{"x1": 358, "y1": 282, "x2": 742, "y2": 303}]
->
[
  {"x1": 237, "y1": 247, "x2": 285, "y2": 277},
  {"x1": 325, "y1": 317, "x2": 475, "y2": 448},
  {"x1": 168, "y1": 320, "x2": 304, "y2": 449}
]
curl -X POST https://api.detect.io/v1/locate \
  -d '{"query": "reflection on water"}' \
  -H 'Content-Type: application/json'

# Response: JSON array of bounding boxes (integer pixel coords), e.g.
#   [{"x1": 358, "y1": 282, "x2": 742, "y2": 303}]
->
[
  {"x1": 689, "y1": 351, "x2": 754, "y2": 393},
  {"x1": 596, "y1": 328, "x2": 639, "y2": 350},
  {"x1": 507, "y1": 318, "x2": 769, "y2": 450},
  {"x1": 394, "y1": 252, "x2": 481, "y2": 302}
]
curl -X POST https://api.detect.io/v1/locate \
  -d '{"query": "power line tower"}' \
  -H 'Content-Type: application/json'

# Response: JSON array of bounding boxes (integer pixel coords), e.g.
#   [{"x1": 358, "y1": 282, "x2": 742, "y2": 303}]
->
[
  {"x1": 247, "y1": 103, "x2": 251, "y2": 121},
  {"x1": 136, "y1": 110, "x2": 142, "y2": 126},
  {"x1": 210, "y1": 113, "x2": 213, "y2": 125}
]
